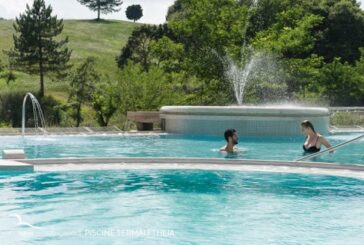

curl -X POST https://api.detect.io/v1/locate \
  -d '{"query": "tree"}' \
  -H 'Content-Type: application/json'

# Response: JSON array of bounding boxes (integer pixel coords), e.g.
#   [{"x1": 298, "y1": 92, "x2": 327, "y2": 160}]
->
[
  {"x1": 168, "y1": 0, "x2": 249, "y2": 55},
  {"x1": 149, "y1": 36, "x2": 185, "y2": 73},
  {"x1": 126, "y1": 4, "x2": 143, "y2": 22},
  {"x1": 6, "y1": 0, "x2": 71, "y2": 98},
  {"x1": 167, "y1": 0, "x2": 250, "y2": 103},
  {"x1": 252, "y1": 8, "x2": 323, "y2": 59},
  {"x1": 166, "y1": 0, "x2": 183, "y2": 21},
  {"x1": 77, "y1": 0, "x2": 123, "y2": 21},
  {"x1": 117, "y1": 63, "x2": 174, "y2": 114},
  {"x1": 92, "y1": 79, "x2": 119, "y2": 126},
  {"x1": 354, "y1": 48, "x2": 364, "y2": 105},
  {"x1": 68, "y1": 57, "x2": 99, "y2": 127},
  {"x1": 316, "y1": 58, "x2": 362, "y2": 105},
  {"x1": 247, "y1": 0, "x2": 364, "y2": 64},
  {"x1": 117, "y1": 24, "x2": 175, "y2": 71},
  {"x1": 312, "y1": 0, "x2": 364, "y2": 64},
  {"x1": 245, "y1": 0, "x2": 293, "y2": 40},
  {"x1": 120, "y1": 0, "x2": 251, "y2": 105}
]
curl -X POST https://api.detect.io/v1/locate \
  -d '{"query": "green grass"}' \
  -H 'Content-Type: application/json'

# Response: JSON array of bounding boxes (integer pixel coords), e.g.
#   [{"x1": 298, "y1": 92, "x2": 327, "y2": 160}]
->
[{"x1": 0, "y1": 19, "x2": 139, "y2": 102}]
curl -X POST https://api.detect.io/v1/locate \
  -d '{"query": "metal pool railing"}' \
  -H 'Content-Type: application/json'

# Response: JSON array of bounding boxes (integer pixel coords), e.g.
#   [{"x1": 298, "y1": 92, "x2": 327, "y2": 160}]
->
[{"x1": 296, "y1": 134, "x2": 364, "y2": 162}]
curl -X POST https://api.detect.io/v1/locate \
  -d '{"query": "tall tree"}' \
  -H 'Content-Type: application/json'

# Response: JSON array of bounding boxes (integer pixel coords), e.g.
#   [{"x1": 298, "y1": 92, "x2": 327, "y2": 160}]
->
[
  {"x1": 312, "y1": 0, "x2": 364, "y2": 64},
  {"x1": 168, "y1": 0, "x2": 250, "y2": 104},
  {"x1": 68, "y1": 57, "x2": 99, "y2": 127},
  {"x1": 6, "y1": 0, "x2": 71, "y2": 98},
  {"x1": 77, "y1": 0, "x2": 123, "y2": 21},
  {"x1": 246, "y1": 0, "x2": 364, "y2": 64},
  {"x1": 126, "y1": 4, "x2": 143, "y2": 22},
  {"x1": 117, "y1": 24, "x2": 175, "y2": 71}
]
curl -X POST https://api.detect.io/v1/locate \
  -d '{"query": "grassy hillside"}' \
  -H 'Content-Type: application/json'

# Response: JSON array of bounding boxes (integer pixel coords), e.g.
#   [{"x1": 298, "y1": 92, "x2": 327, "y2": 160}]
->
[{"x1": 0, "y1": 19, "x2": 139, "y2": 102}]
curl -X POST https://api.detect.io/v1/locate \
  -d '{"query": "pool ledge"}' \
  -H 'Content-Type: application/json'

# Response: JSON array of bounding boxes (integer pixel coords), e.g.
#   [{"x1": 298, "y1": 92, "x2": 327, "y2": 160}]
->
[
  {"x1": 0, "y1": 160, "x2": 34, "y2": 171},
  {"x1": 17, "y1": 158, "x2": 364, "y2": 179}
]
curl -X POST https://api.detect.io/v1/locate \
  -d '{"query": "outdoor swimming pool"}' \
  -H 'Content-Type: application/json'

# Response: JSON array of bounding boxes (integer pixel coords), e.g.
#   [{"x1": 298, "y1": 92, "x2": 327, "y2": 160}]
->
[
  {"x1": 1, "y1": 133, "x2": 363, "y2": 243},
  {"x1": 0, "y1": 170, "x2": 363, "y2": 244},
  {"x1": 0, "y1": 133, "x2": 363, "y2": 164}
]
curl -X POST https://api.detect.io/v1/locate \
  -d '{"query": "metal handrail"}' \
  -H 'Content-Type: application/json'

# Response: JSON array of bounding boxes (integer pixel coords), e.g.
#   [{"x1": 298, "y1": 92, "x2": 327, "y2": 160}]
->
[{"x1": 296, "y1": 134, "x2": 364, "y2": 162}]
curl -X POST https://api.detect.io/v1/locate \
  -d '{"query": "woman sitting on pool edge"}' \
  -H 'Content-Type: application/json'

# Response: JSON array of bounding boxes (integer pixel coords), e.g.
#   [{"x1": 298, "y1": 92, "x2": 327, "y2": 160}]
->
[
  {"x1": 220, "y1": 128, "x2": 239, "y2": 153},
  {"x1": 301, "y1": 120, "x2": 332, "y2": 153}
]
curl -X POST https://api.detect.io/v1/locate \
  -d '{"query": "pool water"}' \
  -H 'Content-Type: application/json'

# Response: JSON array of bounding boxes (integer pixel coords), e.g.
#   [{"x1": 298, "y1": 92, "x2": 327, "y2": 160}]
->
[
  {"x1": 0, "y1": 133, "x2": 363, "y2": 164},
  {"x1": 0, "y1": 170, "x2": 363, "y2": 244}
]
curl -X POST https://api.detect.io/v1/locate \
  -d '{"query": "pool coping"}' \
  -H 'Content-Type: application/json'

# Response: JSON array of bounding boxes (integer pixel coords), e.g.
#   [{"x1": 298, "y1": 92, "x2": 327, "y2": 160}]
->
[
  {"x1": 13, "y1": 157, "x2": 364, "y2": 179},
  {"x1": 0, "y1": 160, "x2": 34, "y2": 171},
  {"x1": 1, "y1": 132, "x2": 363, "y2": 178}
]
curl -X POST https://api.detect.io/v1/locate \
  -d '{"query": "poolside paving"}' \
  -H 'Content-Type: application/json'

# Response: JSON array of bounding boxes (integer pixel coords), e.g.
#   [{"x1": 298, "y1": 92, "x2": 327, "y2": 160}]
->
[{"x1": 0, "y1": 160, "x2": 33, "y2": 171}]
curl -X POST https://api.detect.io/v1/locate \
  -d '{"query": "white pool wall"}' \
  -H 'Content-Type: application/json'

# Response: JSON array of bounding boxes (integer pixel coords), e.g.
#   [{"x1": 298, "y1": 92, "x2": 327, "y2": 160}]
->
[{"x1": 160, "y1": 106, "x2": 330, "y2": 136}]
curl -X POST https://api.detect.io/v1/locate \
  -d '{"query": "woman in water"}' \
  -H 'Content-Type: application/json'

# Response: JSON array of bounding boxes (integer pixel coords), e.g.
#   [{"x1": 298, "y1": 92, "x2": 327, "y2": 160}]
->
[{"x1": 301, "y1": 120, "x2": 332, "y2": 153}]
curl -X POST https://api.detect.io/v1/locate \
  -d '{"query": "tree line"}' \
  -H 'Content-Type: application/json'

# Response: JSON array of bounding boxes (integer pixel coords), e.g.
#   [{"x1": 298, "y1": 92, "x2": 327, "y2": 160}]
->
[
  {"x1": 1, "y1": 0, "x2": 364, "y2": 128},
  {"x1": 117, "y1": 0, "x2": 364, "y2": 106}
]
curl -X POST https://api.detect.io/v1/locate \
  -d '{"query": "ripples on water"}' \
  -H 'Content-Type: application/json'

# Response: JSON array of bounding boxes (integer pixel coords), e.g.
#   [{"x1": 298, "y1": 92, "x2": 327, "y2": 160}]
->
[
  {"x1": 0, "y1": 134, "x2": 363, "y2": 164},
  {"x1": 0, "y1": 170, "x2": 363, "y2": 244}
]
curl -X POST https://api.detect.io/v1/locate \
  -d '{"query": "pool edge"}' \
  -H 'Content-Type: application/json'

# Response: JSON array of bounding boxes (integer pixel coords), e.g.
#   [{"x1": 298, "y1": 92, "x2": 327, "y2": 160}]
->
[{"x1": 14, "y1": 157, "x2": 364, "y2": 179}]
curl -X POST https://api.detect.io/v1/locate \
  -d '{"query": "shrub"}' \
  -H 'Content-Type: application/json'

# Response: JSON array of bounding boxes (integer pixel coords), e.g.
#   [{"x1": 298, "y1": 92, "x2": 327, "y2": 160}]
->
[{"x1": 0, "y1": 91, "x2": 64, "y2": 127}]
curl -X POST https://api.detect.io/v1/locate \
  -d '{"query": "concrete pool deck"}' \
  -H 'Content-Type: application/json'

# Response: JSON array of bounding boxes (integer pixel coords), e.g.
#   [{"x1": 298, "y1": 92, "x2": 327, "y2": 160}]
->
[
  {"x1": 3, "y1": 157, "x2": 361, "y2": 179},
  {"x1": 0, "y1": 160, "x2": 34, "y2": 171}
]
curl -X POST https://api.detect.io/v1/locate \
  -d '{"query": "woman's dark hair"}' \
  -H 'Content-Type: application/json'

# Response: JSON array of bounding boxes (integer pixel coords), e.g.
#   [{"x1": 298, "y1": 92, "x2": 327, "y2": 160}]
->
[
  {"x1": 224, "y1": 128, "x2": 236, "y2": 142},
  {"x1": 301, "y1": 120, "x2": 316, "y2": 133}
]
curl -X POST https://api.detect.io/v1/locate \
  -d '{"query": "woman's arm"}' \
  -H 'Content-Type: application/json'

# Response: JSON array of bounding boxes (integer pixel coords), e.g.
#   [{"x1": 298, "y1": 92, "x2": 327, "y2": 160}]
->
[{"x1": 319, "y1": 136, "x2": 332, "y2": 149}]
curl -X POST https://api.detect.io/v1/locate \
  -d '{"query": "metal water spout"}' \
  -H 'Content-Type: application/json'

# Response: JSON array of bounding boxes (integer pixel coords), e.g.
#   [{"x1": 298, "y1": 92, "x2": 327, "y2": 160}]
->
[{"x1": 22, "y1": 92, "x2": 46, "y2": 136}]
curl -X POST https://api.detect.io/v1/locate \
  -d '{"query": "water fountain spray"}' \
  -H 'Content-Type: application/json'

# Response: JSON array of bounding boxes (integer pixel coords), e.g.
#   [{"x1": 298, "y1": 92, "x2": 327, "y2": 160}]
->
[{"x1": 22, "y1": 92, "x2": 46, "y2": 136}]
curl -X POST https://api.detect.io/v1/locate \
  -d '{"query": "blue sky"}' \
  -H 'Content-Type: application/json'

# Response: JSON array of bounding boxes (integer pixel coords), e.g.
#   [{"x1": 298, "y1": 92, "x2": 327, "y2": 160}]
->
[{"x1": 0, "y1": 0, "x2": 363, "y2": 24}]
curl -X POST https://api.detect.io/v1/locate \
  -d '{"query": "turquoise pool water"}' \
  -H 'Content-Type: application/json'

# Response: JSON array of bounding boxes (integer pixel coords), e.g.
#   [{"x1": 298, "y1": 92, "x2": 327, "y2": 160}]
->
[
  {"x1": 0, "y1": 170, "x2": 364, "y2": 244},
  {"x1": 0, "y1": 170, "x2": 363, "y2": 244},
  {"x1": 0, "y1": 133, "x2": 363, "y2": 164}
]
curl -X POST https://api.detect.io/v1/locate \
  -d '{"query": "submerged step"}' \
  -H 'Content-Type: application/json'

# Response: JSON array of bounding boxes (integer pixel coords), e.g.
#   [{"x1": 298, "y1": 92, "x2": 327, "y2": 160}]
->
[
  {"x1": 0, "y1": 160, "x2": 33, "y2": 171},
  {"x1": 2, "y1": 149, "x2": 25, "y2": 160}
]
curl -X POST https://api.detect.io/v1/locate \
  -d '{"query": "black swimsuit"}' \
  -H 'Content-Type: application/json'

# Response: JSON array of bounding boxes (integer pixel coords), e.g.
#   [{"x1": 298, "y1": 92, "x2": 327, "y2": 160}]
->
[{"x1": 303, "y1": 136, "x2": 320, "y2": 153}]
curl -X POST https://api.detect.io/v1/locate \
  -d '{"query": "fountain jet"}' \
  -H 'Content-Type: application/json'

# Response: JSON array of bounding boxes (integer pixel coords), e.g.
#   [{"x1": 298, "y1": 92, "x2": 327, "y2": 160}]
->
[{"x1": 22, "y1": 93, "x2": 46, "y2": 136}]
